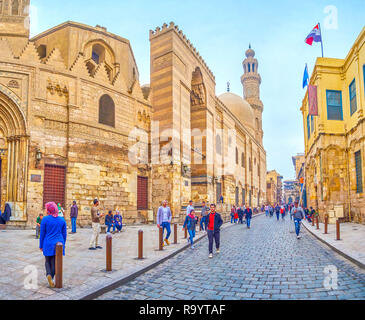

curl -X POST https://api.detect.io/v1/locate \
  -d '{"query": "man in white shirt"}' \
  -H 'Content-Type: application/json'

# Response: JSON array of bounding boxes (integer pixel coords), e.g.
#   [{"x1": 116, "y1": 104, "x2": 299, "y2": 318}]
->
[
  {"x1": 186, "y1": 200, "x2": 194, "y2": 215},
  {"x1": 157, "y1": 200, "x2": 172, "y2": 246}
]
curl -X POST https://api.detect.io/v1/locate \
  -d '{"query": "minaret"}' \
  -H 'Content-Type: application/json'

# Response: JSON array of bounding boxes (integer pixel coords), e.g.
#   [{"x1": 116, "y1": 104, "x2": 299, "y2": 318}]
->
[
  {"x1": 241, "y1": 45, "x2": 264, "y2": 144},
  {"x1": 0, "y1": 0, "x2": 30, "y2": 55}
]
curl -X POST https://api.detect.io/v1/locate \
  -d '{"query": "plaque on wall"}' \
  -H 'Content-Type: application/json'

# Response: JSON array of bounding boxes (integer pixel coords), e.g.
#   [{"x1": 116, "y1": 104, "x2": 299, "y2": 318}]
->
[{"x1": 31, "y1": 175, "x2": 42, "y2": 182}]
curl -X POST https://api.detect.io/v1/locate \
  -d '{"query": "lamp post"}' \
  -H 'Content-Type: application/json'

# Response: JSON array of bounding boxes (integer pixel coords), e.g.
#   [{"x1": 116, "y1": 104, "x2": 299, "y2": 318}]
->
[{"x1": 35, "y1": 149, "x2": 42, "y2": 168}]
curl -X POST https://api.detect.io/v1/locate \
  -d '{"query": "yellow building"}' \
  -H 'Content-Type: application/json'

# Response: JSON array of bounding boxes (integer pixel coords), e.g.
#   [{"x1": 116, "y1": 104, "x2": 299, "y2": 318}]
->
[
  {"x1": 266, "y1": 170, "x2": 283, "y2": 205},
  {"x1": 301, "y1": 26, "x2": 365, "y2": 224}
]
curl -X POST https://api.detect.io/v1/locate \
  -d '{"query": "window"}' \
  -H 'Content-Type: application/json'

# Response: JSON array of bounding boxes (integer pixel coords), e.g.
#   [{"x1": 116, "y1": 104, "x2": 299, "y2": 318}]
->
[
  {"x1": 0, "y1": 1, "x2": 3, "y2": 14},
  {"x1": 326, "y1": 90, "x2": 343, "y2": 120},
  {"x1": 216, "y1": 135, "x2": 222, "y2": 155},
  {"x1": 252, "y1": 63, "x2": 255, "y2": 73},
  {"x1": 242, "y1": 189, "x2": 245, "y2": 205},
  {"x1": 355, "y1": 151, "x2": 363, "y2": 193},
  {"x1": 43, "y1": 165, "x2": 66, "y2": 209},
  {"x1": 99, "y1": 94, "x2": 115, "y2": 127},
  {"x1": 11, "y1": 0, "x2": 19, "y2": 15},
  {"x1": 37, "y1": 45, "x2": 47, "y2": 59},
  {"x1": 349, "y1": 79, "x2": 357, "y2": 116},
  {"x1": 236, "y1": 148, "x2": 239, "y2": 165},
  {"x1": 137, "y1": 176, "x2": 148, "y2": 210},
  {"x1": 249, "y1": 158, "x2": 252, "y2": 171},
  {"x1": 241, "y1": 153, "x2": 245, "y2": 168},
  {"x1": 307, "y1": 115, "x2": 311, "y2": 139},
  {"x1": 311, "y1": 115, "x2": 314, "y2": 133},
  {"x1": 248, "y1": 64, "x2": 251, "y2": 73},
  {"x1": 91, "y1": 44, "x2": 105, "y2": 65}
]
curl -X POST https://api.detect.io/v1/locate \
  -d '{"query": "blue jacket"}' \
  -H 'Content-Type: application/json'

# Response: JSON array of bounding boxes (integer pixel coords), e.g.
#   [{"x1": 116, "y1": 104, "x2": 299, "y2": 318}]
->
[
  {"x1": 244, "y1": 208, "x2": 253, "y2": 219},
  {"x1": 105, "y1": 214, "x2": 114, "y2": 225},
  {"x1": 39, "y1": 215, "x2": 67, "y2": 257},
  {"x1": 114, "y1": 214, "x2": 122, "y2": 225},
  {"x1": 183, "y1": 215, "x2": 197, "y2": 230}
]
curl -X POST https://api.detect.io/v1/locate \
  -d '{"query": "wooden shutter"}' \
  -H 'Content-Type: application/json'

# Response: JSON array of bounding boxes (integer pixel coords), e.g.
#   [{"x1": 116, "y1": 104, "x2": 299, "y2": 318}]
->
[
  {"x1": 43, "y1": 165, "x2": 66, "y2": 208},
  {"x1": 137, "y1": 176, "x2": 148, "y2": 210},
  {"x1": 355, "y1": 151, "x2": 363, "y2": 193}
]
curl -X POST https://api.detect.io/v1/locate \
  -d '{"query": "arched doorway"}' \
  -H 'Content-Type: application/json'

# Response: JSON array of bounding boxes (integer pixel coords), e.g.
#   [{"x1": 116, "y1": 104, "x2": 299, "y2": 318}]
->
[{"x1": 0, "y1": 90, "x2": 28, "y2": 221}]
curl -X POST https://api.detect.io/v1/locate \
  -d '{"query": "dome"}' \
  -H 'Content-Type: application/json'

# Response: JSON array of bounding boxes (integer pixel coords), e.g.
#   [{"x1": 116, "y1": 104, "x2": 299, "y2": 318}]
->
[
  {"x1": 245, "y1": 45, "x2": 255, "y2": 58},
  {"x1": 218, "y1": 92, "x2": 255, "y2": 129}
]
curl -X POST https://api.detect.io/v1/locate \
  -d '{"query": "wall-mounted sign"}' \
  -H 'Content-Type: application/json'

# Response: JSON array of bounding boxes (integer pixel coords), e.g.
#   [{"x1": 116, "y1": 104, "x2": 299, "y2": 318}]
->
[{"x1": 31, "y1": 175, "x2": 42, "y2": 183}]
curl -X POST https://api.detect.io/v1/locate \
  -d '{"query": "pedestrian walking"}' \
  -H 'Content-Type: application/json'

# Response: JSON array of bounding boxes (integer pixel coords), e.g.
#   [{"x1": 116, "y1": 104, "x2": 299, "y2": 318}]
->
[
  {"x1": 157, "y1": 200, "x2": 172, "y2": 247},
  {"x1": 237, "y1": 206, "x2": 244, "y2": 224},
  {"x1": 244, "y1": 205, "x2": 253, "y2": 229},
  {"x1": 200, "y1": 201, "x2": 209, "y2": 231},
  {"x1": 230, "y1": 206, "x2": 235, "y2": 224},
  {"x1": 207, "y1": 204, "x2": 223, "y2": 259},
  {"x1": 275, "y1": 204, "x2": 280, "y2": 221},
  {"x1": 89, "y1": 199, "x2": 104, "y2": 250},
  {"x1": 183, "y1": 209, "x2": 198, "y2": 249},
  {"x1": 291, "y1": 201, "x2": 305, "y2": 239},
  {"x1": 265, "y1": 205, "x2": 269, "y2": 217},
  {"x1": 186, "y1": 200, "x2": 194, "y2": 216},
  {"x1": 70, "y1": 201, "x2": 78, "y2": 234},
  {"x1": 35, "y1": 213, "x2": 43, "y2": 239},
  {"x1": 281, "y1": 206, "x2": 285, "y2": 220},
  {"x1": 39, "y1": 202, "x2": 67, "y2": 288}
]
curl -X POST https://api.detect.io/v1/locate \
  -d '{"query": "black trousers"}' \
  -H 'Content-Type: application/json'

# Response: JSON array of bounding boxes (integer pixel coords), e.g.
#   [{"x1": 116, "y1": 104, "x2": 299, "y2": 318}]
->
[
  {"x1": 207, "y1": 230, "x2": 220, "y2": 254},
  {"x1": 45, "y1": 256, "x2": 56, "y2": 279}
]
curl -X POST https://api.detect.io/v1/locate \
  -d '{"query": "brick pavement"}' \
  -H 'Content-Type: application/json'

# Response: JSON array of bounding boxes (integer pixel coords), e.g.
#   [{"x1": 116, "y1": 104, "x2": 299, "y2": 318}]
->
[{"x1": 97, "y1": 215, "x2": 365, "y2": 300}]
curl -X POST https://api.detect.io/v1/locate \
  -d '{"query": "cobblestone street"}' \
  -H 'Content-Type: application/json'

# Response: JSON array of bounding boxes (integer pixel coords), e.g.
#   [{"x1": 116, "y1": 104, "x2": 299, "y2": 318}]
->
[{"x1": 98, "y1": 215, "x2": 365, "y2": 300}]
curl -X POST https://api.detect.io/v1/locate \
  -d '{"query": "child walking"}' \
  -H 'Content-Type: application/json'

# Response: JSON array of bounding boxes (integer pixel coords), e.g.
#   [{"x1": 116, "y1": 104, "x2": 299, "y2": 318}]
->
[{"x1": 183, "y1": 210, "x2": 198, "y2": 249}]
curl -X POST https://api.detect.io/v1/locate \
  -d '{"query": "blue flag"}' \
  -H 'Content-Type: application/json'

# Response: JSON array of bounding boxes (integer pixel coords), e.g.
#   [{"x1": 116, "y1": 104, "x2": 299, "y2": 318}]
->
[{"x1": 303, "y1": 64, "x2": 309, "y2": 89}]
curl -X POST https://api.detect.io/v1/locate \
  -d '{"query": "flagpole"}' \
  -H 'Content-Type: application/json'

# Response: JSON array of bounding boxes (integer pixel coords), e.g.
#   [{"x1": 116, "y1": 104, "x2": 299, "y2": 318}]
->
[{"x1": 318, "y1": 22, "x2": 324, "y2": 57}]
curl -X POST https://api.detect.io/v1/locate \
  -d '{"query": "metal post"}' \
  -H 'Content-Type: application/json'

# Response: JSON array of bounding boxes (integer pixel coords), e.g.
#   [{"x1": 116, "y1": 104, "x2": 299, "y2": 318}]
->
[
  {"x1": 159, "y1": 227, "x2": 163, "y2": 251},
  {"x1": 55, "y1": 242, "x2": 63, "y2": 289},
  {"x1": 324, "y1": 215, "x2": 328, "y2": 234},
  {"x1": 106, "y1": 234, "x2": 112, "y2": 271},
  {"x1": 138, "y1": 230, "x2": 143, "y2": 259},
  {"x1": 336, "y1": 220, "x2": 341, "y2": 240},
  {"x1": 174, "y1": 224, "x2": 177, "y2": 244},
  {"x1": 316, "y1": 216, "x2": 320, "y2": 230}
]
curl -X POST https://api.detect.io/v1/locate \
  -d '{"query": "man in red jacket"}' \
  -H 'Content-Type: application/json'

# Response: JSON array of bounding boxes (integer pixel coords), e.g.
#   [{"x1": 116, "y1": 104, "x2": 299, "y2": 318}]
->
[{"x1": 207, "y1": 204, "x2": 223, "y2": 259}]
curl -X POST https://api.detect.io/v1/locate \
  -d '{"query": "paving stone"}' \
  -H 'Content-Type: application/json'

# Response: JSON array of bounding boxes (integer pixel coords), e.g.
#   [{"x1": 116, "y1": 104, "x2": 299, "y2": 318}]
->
[{"x1": 97, "y1": 216, "x2": 365, "y2": 300}]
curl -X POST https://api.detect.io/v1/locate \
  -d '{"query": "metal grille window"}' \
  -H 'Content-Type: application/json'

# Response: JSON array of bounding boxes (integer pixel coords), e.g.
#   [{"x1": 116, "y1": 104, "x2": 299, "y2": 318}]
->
[
  {"x1": 349, "y1": 79, "x2": 357, "y2": 116},
  {"x1": 326, "y1": 90, "x2": 343, "y2": 120},
  {"x1": 236, "y1": 148, "x2": 239, "y2": 165},
  {"x1": 43, "y1": 165, "x2": 66, "y2": 209},
  {"x1": 235, "y1": 187, "x2": 239, "y2": 206},
  {"x1": 311, "y1": 115, "x2": 314, "y2": 133},
  {"x1": 242, "y1": 189, "x2": 245, "y2": 205},
  {"x1": 307, "y1": 115, "x2": 311, "y2": 139},
  {"x1": 99, "y1": 94, "x2": 115, "y2": 127},
  {"x1": 355, "y1": 151, "x2": 363, "y2": 193},
  {"x1": 137, "y1": 176, "x2": 148, "y2": 210}
]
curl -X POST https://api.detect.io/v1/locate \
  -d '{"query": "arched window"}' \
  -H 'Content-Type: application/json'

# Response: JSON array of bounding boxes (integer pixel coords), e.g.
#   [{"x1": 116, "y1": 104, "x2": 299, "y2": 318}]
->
[
  {"x1": 216, "y1": 135, "x2": 222, "y2": 155},
  {"x1": 252, "y1": 63, "x2": 255, "y2": 73},
  {"x1": 92, "y1": 44, "x2": 105, "y2": 65},
  {"x1": 248, "y1": 64, "x2": 251, "y2": 73},
  {"x1": 11, "y1": 0, "x2": 19, "y2": 15},
  {"x1": 99, "y1": 94, "x2": 115, "y2": 127}
]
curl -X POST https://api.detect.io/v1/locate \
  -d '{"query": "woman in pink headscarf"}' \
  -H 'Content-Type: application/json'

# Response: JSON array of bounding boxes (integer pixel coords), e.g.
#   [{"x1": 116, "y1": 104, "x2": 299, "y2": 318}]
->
[{"x1": 39, "y1": 202, "x2": 67, "y2": 288}]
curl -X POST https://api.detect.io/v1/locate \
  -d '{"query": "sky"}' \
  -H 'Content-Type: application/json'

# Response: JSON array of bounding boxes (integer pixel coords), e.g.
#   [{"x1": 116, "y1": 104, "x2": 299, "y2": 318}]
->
[{"x1": 29, "y1": 0, "x2": 365, "y2": 180}]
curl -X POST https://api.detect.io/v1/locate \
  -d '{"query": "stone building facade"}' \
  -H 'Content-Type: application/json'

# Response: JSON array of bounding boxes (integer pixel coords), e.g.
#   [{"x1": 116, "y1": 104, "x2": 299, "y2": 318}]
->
[
  {"x1": 0, "y1": 1, "x2": 266, "y2": 228},
  {"x1": 301, "y1": 27, "x2": 365, "y2": 224},
  {"x1": 266, "y1": 170, "x2": 283, "y2": 205}
]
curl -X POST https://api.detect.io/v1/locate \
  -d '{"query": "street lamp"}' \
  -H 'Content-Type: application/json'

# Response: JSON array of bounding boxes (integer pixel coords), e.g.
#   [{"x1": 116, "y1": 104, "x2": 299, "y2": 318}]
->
[{"x1": 35, "y1": 149, "x2": 42, "y2": 168}]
